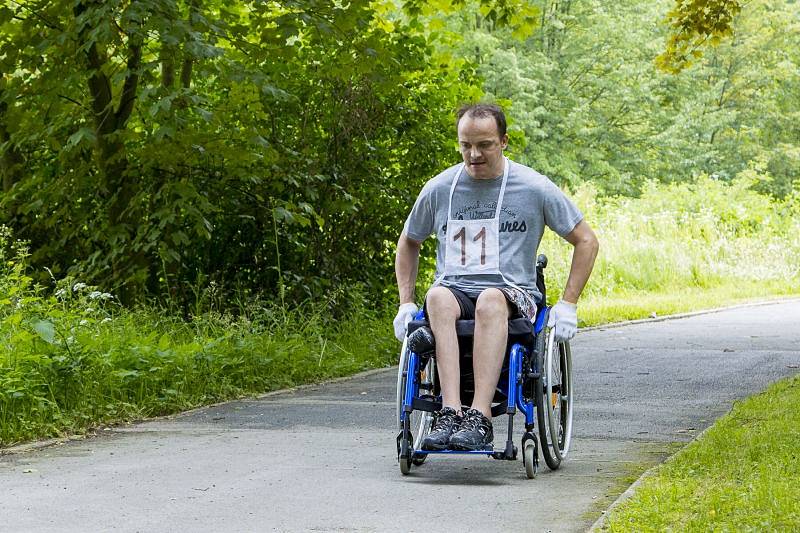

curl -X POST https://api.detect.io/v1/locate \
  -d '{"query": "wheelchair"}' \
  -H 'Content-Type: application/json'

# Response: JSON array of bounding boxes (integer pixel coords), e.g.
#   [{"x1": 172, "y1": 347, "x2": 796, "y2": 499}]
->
[{"x1": 396, "y1": 255, "x2": 573, "y2": 478}]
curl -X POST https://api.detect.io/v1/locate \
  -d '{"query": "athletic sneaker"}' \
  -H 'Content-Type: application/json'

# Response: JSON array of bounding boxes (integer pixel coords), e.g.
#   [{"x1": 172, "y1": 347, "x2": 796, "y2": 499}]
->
[
  {"x1": 449, "y1": 408, "x2": 493, "y2": 450},
  {"x1": 421, "y1": 407, "x2": 462, "y2": 451}
]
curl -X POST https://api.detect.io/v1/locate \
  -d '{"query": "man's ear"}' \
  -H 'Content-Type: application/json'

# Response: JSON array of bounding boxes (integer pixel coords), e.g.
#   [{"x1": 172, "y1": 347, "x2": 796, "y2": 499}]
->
[{"x1": 500, "y1": 134, "x2": 509, "y2": 150}]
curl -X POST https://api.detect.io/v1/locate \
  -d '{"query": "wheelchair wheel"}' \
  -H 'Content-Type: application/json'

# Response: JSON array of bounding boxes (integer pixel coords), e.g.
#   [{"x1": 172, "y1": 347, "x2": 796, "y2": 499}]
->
[
  {"x1": 536, "y1": 327, "x2": 574, "y2": 470},
  {"x1": 399, "y1": 420, "x2": 413, "y2": 475},
  {"x1": 395, "y1": 339, "x2": 436, "y2": 467},
  {"x1": 522, "y1": 433, "x2": 538, "y2": 479}
]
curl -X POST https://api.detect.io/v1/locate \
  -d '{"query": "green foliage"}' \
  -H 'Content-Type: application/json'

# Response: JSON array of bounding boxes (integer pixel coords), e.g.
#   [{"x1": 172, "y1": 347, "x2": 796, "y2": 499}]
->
[
  {"x1": 0, "y1": 226, "x2": 395, "y2": 445},
  {"x1": 2, "y1": 167, "x2": 799, "y2": 445},
  {"x1": 0, "y1": 0, "x2": 474, "y2": 305},
  {"x1": 443, "y1": 0, "x2": 799, "y2": 199},
  {"x1": 497, "y1": 177, "x2": 800, "y2": 319},
  {"x1": 657, "y1": 0, "x2": 742, "y2": 73},
  {"x1": 2, "y1": 0, "x2": 798, "y2": 309}
]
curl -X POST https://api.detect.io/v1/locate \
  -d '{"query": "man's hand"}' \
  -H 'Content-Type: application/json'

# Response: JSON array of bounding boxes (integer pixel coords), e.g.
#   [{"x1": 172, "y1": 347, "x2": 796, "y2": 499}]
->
[
  {"x1": 393, "y1": 303, "x2": 419, "y2": 341},
  {"x1": 548, "y1": 300, "x2": 578, "y2": 342}
]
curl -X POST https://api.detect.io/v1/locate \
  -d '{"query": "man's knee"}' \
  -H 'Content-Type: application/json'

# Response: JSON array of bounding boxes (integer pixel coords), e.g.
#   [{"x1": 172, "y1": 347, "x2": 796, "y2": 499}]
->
[
  {"x1": 425, "y1": 287, "x2": 460, "y2": 321},
  {"x1": 475, "y1": 288, "x2": 509, "y2": 321}
]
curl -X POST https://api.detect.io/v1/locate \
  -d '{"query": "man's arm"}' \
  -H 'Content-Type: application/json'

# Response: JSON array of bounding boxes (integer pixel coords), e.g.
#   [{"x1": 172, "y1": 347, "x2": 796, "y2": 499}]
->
[
  {"x1": 561, "y1": 220, "x2": 599, "y2": 303},
  {"x1": 395, "y1": 233, "x2": 422, "y2": 304}
]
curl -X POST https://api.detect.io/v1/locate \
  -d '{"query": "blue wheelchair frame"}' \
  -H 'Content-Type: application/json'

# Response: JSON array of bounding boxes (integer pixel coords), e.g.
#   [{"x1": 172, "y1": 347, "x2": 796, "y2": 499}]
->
[
  {"x1": 398, "y1": 306, "x2": 549, "y2": 463},
  {"x1": 396, "y1": 254, "x2": 572, "y2": 477}
]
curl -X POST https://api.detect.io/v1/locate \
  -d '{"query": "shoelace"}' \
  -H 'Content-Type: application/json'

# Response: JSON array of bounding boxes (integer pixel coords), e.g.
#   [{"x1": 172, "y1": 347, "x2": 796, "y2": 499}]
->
[
  {"x1": 433, "y1": 410, "x2": 458, "y2": 431},
  {"x1": 459, "y1": 411, "x2": 486, "y2": 432}
]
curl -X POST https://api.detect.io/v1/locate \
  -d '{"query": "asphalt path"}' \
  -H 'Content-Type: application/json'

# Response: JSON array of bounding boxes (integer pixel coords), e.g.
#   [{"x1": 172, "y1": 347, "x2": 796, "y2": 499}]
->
[{"x1": 2, "y1": 300, "x2": 799, "y2": 532}]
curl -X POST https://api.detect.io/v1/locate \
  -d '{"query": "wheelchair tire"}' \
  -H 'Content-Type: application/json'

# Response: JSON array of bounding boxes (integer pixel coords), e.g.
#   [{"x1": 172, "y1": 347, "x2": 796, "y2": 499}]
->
[
  {"x1": 536, "y1": 327, "x2": 574, "y2": 470},
  {"x1": 399, "y1": 418, "x2": 413, "y2": 475},
  {"x1": 395, "y1": 340, "x2": 436, "y2": 464},
  {"x1": 522, "y1": 433, "x2": 538, "y2": 479},
  {"x1": 400, "y1": 457, "x2": 412, "y2": 475}
]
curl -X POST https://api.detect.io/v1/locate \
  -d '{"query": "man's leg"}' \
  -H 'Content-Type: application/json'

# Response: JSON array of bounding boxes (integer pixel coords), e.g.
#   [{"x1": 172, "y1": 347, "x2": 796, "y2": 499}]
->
[
  {"x1": 424, "y1": 286, "x2": 462, "y2": 410},
  {"x1": 449, "y1": 288, "x2": 509, "y2": 450},
  {"x1": 419, "y1": 286, "x2": 465, "y2": 451},
  {"x1": 470, "y1": 288, "x2": 510, "y2": 417}
]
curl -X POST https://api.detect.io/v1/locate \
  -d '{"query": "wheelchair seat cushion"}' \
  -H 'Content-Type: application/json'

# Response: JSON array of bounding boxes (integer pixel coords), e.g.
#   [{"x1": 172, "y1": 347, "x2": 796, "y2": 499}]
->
[{"x1": 407, "y1": 317, "x2": 533, "y2": 337}]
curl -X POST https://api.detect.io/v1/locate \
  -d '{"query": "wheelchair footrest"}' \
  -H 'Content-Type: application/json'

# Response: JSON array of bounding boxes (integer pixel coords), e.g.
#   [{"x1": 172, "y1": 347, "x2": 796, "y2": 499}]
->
[
  {"x1": 413, "y1": 447, "x2": 495, "y2": 456},
  {"x1": 493, "y1": 443, "x2": 518, "y2": 461},
  {"x1": 412, "y1": 445, "x2": 518, "y2": 461}
]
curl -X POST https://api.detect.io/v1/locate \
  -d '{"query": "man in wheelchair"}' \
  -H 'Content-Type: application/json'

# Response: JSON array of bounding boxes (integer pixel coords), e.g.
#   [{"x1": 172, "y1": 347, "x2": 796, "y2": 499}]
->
[{"x1": 394, "y1": 103, "x2": 598, "y2": 452}]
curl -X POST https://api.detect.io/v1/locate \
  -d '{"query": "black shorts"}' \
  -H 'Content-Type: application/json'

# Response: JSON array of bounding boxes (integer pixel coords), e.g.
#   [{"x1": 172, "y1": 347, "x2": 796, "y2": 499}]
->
[{"x1": 423, "y1": 286, "x2": 535, "y2": 321}]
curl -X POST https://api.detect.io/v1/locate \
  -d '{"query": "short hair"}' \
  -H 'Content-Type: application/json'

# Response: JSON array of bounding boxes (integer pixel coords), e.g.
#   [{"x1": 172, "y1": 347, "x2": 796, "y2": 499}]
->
[{"x1": 456, "y1": 103, "x2": 507, "y2": 137}]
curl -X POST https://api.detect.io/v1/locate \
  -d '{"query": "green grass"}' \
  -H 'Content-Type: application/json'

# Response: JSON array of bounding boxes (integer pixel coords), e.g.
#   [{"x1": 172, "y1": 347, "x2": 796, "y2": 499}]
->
[
  {"x1": 582, "y1": 443, "x2": 682, "y2": 524},
  {"x1": 0, "y1": 301, "x2": 397, "y2": 446},
  {"x1": 580, "y1": 280, "x2": 800, "y2": 327},
  {"x1": 603, "y1": 375, "x2": 800, "y2": 531},
  {"x1": 0, "y1": 234, "x2": 398, "y2": 445},
  {"x1": 538, "y1": 177, "x2": 800, "y2": 313}
]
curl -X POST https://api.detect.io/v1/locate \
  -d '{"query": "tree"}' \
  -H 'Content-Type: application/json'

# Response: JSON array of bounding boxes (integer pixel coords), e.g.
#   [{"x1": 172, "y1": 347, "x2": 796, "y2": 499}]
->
[{"x1": 0, "y1": 1, "x2": 475, "y2": 306}]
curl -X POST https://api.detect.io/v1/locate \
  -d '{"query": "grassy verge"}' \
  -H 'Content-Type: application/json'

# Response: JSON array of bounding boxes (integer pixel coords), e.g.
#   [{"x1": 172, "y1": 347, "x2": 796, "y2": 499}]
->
[
  {"x1": 579, "y1": 280, "x2": 800, "y2": 327},
  {"x1": 0, "y1": 233, "x2": 398, "y2": 446},
  {"x1": 602, "y1": 375, "x2": 800, "y2": 531},
  {"x1": 2, "y1": 280, "x2": 794, "y2": 448},
  {"x1": 0, "y1": 301, "x2": 397, "y2": 446}
]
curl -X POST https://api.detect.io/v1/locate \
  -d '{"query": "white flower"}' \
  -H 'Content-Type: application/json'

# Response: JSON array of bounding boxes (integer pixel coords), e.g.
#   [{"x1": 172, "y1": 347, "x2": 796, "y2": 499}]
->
[
  {"x1": 85, "y1": 307, "x2": 95, "y2": 313},
  {"x1": 89, "y1": 291, "x2": 102, "y2": 299},
  {"x1": 79, "y1": 319, "x2": 89, "y2": 326},
  {"x1": 55, "y1": 288, "x2": 67, "y2": 298},
  {"x1": 101, "y1": 317, "x2": 112, "y2": 323},
  {"x1": 100, "y1": 293, "x2": 114, "y2": 300},
  {"x1": 73, "y1": 282, "x2": 88, "y2": 291}
]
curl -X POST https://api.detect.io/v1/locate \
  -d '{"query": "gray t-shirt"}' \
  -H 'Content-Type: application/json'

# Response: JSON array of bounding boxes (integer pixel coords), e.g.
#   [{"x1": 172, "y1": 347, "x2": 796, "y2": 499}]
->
[{"x1": 403, "y1": 159, "x2": 583, "y2": 302}]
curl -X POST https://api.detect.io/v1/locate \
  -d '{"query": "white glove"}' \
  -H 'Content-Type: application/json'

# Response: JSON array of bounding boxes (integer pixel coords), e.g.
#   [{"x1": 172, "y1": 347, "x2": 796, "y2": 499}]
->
[
  {"x1": 393, "y1": 303, "x2": 419, "y2": 342},
  {"x1": 548, "y1": 300, "x2": 578, "y2": 343}
]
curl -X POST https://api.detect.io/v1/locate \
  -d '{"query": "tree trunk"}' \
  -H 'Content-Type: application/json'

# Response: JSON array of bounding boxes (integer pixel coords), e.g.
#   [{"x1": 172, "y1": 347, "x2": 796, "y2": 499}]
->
[
  {"x1": 180, "y1": 0, "x2": 202, "y2": 90},
  {"x1": 0, "y1": 98, "x2": 24, "y2": 196},
  {"x1": 74, "y1": 1, "x2": 147, "y2": 304}
]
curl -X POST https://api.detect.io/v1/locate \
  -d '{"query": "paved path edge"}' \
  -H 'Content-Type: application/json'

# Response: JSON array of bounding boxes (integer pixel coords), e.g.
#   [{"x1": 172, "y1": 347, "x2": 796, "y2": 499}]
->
[
  {"x1": 586, "y1": 296, "x2": 800, "y2": 531},
  {"x1": 588, "y1": 422, "x2": 720, "y2": 531},
  {"x1": 0, "y1": 367, "x2": 394, "y2": 457},
  {"x1": 581, "y1": 295, "x2": 800, "y2": 332}
]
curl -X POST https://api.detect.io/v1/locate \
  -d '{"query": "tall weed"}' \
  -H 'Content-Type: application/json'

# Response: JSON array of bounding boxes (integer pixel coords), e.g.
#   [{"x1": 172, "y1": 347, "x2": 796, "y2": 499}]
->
[{"x1": 539, "y1": 176, "x2": 800, "y2": 308}]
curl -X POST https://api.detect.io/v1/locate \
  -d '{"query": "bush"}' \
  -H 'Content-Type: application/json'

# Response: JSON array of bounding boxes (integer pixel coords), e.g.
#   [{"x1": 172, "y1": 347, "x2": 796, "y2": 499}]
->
[{"x1": 0, "y1": 227, "x2": 395, "y2": 445}]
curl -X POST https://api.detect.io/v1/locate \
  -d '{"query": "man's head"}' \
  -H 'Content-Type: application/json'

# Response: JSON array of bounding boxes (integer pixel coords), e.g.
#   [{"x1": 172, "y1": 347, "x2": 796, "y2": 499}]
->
[{"x1": 456, "y1": 104, "x2": 509, "y2": 180}]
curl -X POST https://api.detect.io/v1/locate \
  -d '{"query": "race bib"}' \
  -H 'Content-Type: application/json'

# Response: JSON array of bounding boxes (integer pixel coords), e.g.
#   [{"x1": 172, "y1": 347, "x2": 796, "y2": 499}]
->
[{"x1": 444, "y1": 218, "x2": 500, "y2": 275}]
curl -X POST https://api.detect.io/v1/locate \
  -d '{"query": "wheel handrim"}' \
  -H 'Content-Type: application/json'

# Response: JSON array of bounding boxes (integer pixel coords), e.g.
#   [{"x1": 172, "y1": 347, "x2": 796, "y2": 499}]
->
[
  {"x1": 546, "y1": 329, "x2": 573, "y2": 460},
  {"x1": 396, "y1": 341, "x2": 436, "y2": 457},
  {"x1": 395, "y1": 339, "x2": 410, "y2": 431},
  {"x1": 559, "y1": 341, "x2": 573, "y2": 457}
]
